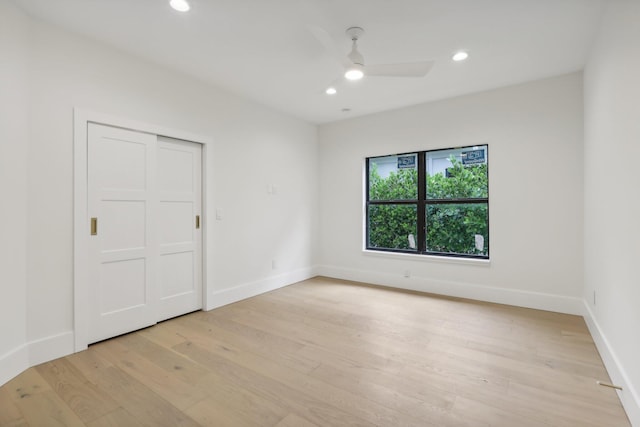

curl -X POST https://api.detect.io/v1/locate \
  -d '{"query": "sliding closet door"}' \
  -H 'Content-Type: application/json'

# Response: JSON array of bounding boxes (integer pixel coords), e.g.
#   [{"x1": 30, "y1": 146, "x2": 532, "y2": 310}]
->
[
  {"x1": 87, "y1": 123, "x2": 157, "y2": 343},
  {"x1": 157, "y1": 137, "x2": 203, "y2": 321},
  {"x1": 86, "y1": 125, "x2": 203, "y2": 344}
]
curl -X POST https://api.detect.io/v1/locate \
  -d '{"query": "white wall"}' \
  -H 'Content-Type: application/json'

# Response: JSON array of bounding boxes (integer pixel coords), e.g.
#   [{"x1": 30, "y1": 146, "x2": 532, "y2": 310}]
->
[
  {"x1": 318, "y1": 73, "x2": 584, "y2": 313},
  {"x1": 0, "y1": 0, "x2": 30, "y2": 384},
  {"x1": 1, "y1": 5, "x2": 318, "y2": 383},
  {"x1": 583, "y1": 1, "x2": 640, "y2": 424}
]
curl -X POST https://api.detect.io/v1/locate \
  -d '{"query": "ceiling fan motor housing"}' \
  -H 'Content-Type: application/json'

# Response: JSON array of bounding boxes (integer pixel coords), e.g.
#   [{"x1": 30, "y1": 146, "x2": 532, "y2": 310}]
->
[
  {"x1": 346, "y1": 27, "x2": 365, "y2": 65},
  {"x1": 346, "y1": 26, "x2": 365, "y2": 40}
]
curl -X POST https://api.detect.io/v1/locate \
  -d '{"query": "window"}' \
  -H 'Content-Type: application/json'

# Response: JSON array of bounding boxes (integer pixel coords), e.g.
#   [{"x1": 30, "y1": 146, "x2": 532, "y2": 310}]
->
[{"x1": 366, "y1": 145, "x2": 489, "y2": 259}]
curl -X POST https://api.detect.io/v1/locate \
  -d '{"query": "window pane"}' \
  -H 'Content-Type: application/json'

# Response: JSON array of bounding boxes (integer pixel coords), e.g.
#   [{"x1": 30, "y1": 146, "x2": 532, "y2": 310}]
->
[
  {"x1": 426, "y1": 203, "x2": 488, "y2": 256},
  {"x1": 426, "y1": 146, "x2": 488, "y2": 199},
  {"x1": 368, "y1": 204, "x2": 417, "y2": 251},
  {"x1": 369, "y1": 154, "x2": 417, "y2": 200}
]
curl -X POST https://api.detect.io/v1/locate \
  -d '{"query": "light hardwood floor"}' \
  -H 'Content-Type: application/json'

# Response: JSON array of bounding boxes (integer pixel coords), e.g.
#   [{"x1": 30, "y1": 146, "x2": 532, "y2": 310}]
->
[{"x1": 0, "y1": 277, "x2": 630, "y2": 426}]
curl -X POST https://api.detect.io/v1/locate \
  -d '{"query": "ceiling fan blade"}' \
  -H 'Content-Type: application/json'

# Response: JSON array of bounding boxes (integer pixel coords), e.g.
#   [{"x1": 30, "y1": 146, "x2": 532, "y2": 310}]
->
[
  {"x1": 307, "y1": 24, "x2": 352, "y2": 69},
  {"x1": 366, "y1": 61, "x2": 435, "y2": 77}
]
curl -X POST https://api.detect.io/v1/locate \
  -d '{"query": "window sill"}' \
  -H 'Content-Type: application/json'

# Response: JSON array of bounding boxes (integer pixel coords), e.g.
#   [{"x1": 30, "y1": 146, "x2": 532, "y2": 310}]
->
[{"x1": 362, "y1": 249, "x2": 491, "y2": 266}]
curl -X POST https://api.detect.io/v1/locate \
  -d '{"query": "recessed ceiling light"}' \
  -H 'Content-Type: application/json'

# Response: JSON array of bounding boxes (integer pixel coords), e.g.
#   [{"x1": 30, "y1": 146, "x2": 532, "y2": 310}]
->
[
  {"x1": 341, "y1": 108, "x2": 351, "y2": 112},
  {"x1": 170, "y1": 0, "x2": 190, "y2": 12},
  {"x1": 452, "y1": 51, "x2": 469, "y2": 62},
  {"x1": 325, "y1": 87, "x2": 337, "y2": 95}
]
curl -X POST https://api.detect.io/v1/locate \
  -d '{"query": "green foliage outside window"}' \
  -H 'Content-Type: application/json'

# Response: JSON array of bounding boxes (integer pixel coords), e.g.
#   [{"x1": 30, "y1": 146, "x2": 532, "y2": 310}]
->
[
  {"x1": 369, "y1": 164, "x2": 418, "y2": 200},
  {"x1": 368, "y1": 157, "x2": 488, "y2": 256},
  {"x1": 368, "y1": 204, "x2": 417, "y2": 250},
  {"x1": 425, "y1": 203, "x2": 488, "y2": 255},
  {"x1": 426, "y1": 159, "x2": 488, "y2": 199},
  {"x1": 368, "y1": 164, "x2": 418, "y2": 250}
]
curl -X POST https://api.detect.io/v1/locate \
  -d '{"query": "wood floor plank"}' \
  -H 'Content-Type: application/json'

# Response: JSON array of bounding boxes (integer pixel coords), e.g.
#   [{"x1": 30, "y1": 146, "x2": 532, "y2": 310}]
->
[
  {"x1": 450, "y1": 396, "x2": 546, "y2": 427},
  {"x1": 0, "y1": 419, "x2": 28, "y2": 427},
  {"x1": 0, "y1": 385, "x2": 26, "y2": 426},
  {"x1": 507, "y1": 381, "x2": 627, "y2": 427},
  {"x1": 184, "y1": 385, "x2": 288, "y2": 427},
  {"x1": 14, "y1": 390, "x2": 85, "y2": 427},
  {"x1": 3, "y1": 369, "x2": 82, "y2": 426},
  {"x1": 136, "y1": 321, "x2": 190, "y2": 348},
  {"x1": 275, "y1": 413, "x2": 319, "y2": 427},
  {"x1": 173, "y1": 335, "x2": 442, "y2": 427},
  {"x1": 184, "y1": 396, "x2": 260, "y2": 427},
  {"x1": 67, "y1": 354, "x2": 201, "y2": 427},
  {"x1": 64, "y1": 349, "x2": 114, "y2": 385},
  {"x1": 90, "y1": 339, "x2": 208, "y2": 411},
  {"x1": 35, "y1": 358, "x2": 119, "y2": 423},
  {"x1": 0, "y1": 277, "x2": 631, "y2": 426},
  {"x1": 115, "y1": 332, "x2": 211, "y2": 386},
  {"x1": 220, "y1": 298, "x2": 412, "y2": 374},
  {"x1": 5, "y1": 367, "x2": 52, "y2": 400},
  {"x1": 175, "y1": 329, "x2": 420, "y2": 427},
  {"x1": 171, "y1": 315, "x2": 321, "y2": 375},
  {"x1": 172, "y1": 340, "x2": 378, "y2": 427},
  {"x1": 308, "y1": 362, "x2": 471, "y2": 427},
  {"x1": 85, "y1": 408, "x2": 145, "y2": 427}
]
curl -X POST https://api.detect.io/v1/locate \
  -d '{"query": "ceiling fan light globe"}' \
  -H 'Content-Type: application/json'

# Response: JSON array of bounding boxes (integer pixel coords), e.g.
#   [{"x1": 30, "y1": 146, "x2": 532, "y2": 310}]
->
[
  {"x1": 452, "y1": 51, "x2": 468, "y2": 61},
  {"x1": 345, "y1": 68, "x2": 364, "y2": 80},
  {"x1": 170, "y1": 0, "x2": 190, "y2": 12}
]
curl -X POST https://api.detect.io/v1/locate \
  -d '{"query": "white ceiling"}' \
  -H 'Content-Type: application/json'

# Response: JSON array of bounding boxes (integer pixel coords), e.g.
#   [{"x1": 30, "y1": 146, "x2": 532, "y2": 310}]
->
[{"x1": 13, "y1": 0, "x2": 605, "y2": 124}]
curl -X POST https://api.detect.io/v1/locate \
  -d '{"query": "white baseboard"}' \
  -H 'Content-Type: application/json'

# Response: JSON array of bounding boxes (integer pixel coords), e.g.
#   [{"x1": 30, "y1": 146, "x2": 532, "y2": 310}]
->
[
  {"x1": 317, "y1": 265, "x2": 583, "y2": 315},
  {"x1": 583, "y1": 301, "x2": 639, "y2": 426},
  {"x1": 0, "y1": 344, "x2": 29, "y2": 386},
  {"x1": 205, "y1": 266, "x2": 319, "y2": 311},
  {"x1": 0, "y1": 331, "x2": 75, "y2": 387},
  {"x1": 27, "y1": 331, "x2": 75, "y2": 367}
]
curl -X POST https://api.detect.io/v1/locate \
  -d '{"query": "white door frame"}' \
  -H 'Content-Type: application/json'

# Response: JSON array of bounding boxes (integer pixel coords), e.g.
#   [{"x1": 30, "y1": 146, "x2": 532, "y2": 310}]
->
[{"x1": 73, "y1": 108, "x2": 211, "y2": 352}]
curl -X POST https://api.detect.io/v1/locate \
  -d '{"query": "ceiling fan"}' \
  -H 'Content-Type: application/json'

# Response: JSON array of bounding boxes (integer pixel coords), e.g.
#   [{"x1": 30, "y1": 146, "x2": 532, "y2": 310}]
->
[{"x1": 310, "y1": 26, "x2": 435, "y2": 93}]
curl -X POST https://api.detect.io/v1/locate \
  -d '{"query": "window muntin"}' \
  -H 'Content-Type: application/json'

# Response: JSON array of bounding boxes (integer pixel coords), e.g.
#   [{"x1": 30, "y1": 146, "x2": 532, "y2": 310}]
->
[{"x1": 366, "y1": 145, "x2": 489, "y2": 259}]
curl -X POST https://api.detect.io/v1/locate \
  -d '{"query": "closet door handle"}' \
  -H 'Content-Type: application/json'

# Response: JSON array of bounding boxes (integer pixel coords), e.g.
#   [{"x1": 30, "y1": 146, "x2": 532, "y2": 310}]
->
[
  {"x1": 195, "y1": 215, "x2": 200, "y2": 229},
  {"x1": 90, "y1": 217, "x2": 98, "y2": 235}
]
